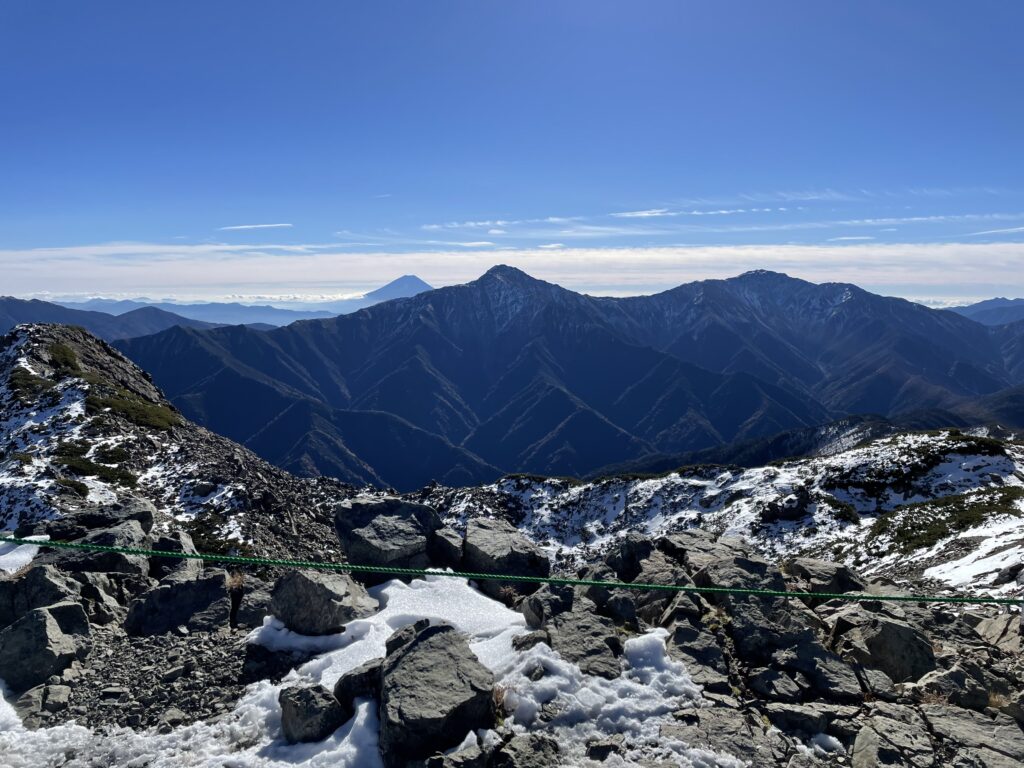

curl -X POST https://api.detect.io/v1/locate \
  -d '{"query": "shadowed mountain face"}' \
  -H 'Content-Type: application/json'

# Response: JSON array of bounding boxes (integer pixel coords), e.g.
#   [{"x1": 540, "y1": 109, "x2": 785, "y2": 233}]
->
[
  {"x1": 952, "y1": 297, "x2": 1024, "y2": 327},
  {"x1": 116, "y1": 267, "x2": 1024, "y2": 490},
  {"x1": 0, "y1": 296, "x2": 217, "y2": 340}
]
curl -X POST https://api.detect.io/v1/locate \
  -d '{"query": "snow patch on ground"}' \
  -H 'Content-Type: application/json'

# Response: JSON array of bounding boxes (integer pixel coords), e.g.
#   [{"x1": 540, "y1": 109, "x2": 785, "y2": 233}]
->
[
  {"x1": 0, "y1": 534, "x2": 48, "y2": 574},
  {"x1": 0, "y1": 575, "x2": 743, "y2": 767}
]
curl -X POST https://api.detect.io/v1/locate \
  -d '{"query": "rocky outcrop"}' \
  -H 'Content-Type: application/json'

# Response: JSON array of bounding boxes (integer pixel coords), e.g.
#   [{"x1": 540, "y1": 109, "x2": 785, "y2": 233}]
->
[
  {"x1": 269, "y1": 570, "x2": 377, "y2": 636},
  {"x1": 379, "y1": 623, "x2": 494, "y2": 767},
  {"x1": 334, "y1": 497, "x2": 442, "y2": 582},
  {"x1": 123, "y1": 570, "x2": 231, "y2": 635},
  {"x1": 278, "y1": 684, "x2": 347, "y2": 744},
  {"x1": 0, "y1": 602, "x2": 90, "y2": 693},
  {"x1": 462, "y1": 517, "x2": 550, "y2": 600}
]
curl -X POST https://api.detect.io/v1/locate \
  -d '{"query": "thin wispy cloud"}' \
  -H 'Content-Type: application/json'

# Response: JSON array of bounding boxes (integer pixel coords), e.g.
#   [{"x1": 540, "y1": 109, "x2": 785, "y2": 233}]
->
[
  {"x1": 218, "y1": 223, "x2": 294, "y2": 231},
  {"x1": 537, "y1": 243, "x2": 565, "y2": 249},
  {"x1": 828, "y1": 236, "x2": 875, "y2": 242},
  {"x1": 966, "y1": 225, "x2": 1024, "y2": 236}
]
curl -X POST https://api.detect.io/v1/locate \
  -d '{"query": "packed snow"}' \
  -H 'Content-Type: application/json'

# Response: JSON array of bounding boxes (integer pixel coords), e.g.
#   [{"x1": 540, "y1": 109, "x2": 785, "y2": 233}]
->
[
  {"x1": 0, "y1": 534, "x2": 47, "y2": 574},
  {"x1": 0, "y1": 574, "x2": 745, "y2": 767}
]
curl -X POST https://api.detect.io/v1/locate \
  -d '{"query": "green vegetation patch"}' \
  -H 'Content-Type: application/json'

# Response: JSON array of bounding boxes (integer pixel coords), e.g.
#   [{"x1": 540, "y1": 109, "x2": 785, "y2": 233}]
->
[
  {"x1": 55, "y1": 477, "x2": 89, "y2": 497},
  {"x1": 52, "y1": 440, "x2": 137, "y2": 486},
  {"x1": 94, "y1": 444, "x2": 131, "y2": 464},
  {"x1": 869, "y1": 487, "x2": 1024, "y2": 554},
  {"x1": 7, "y1": 367, "x2": 55, "y2": 400},
  {"x1": 47, "y1": 343, "x2": 80, "y2": 375},
  {"x1": 86, "y1": 390, "x2": 180, "y2": 431}
]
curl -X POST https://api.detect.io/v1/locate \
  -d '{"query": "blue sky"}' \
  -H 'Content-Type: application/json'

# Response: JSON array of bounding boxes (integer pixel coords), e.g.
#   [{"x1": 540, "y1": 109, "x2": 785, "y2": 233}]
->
[{"x1": 2, "y1": 1, "x2": 1022, "y2": 302}]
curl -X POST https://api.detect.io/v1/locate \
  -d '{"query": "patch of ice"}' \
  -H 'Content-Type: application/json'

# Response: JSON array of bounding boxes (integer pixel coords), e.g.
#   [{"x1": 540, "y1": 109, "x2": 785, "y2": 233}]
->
[{"x1": 0, "y1": 534, "x2": 48, "y2": 574}]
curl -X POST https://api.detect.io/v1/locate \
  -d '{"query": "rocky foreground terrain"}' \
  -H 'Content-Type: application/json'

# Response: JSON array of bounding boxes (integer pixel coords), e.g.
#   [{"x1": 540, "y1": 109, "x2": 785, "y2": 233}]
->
[{"x1": 1, "y1": 324, "x2": 1023, "y2": 767}]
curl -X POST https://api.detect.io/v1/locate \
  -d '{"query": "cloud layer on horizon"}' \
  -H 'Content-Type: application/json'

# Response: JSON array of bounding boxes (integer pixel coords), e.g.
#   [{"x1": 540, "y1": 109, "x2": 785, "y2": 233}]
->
[{"x1": 5, "y1": 240, "x2": 1024, "y2": 304}]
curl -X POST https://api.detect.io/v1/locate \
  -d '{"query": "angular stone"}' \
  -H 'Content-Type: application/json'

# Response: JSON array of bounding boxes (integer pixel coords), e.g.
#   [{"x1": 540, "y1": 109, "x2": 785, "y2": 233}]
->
[
  {"x1": 976, "y1": 613, "x2": 1020, "y2": 654},
  {"x1": 851, "y1": 707, "x2": 934, "y2": 768},
  {"x1": 332, "y1": 657, "x2": 382, "y2": 721},
  {"x1": 278, "y1": 684, "x2": 346, "y2": 744},
  {"x1": 521, "y1": 583, "x2": 573, "y2": 629},
  {"x1": 269, "y1": 570, "x2": 377, "y2": 636},
  {"x1": 921, "y1": 704, "x2": 1024, "y2": 763},
  {"x1": 547, "y1": 601, "x2": 622, "y2": 680},
  {"x1": 335, "y1": 497, "x2": 441, "y2": 582},
  {"x1": 462, "y1": 517, "x2": 550, "y2": 600},
  {"x1": 429, "y1": 526, "x2": 464, "y2": 568},
  {"x1": 489, "y1": 734, "x2": 561, "y2": 768},
  {"x1": 0, "y1": 565, "x2": 81, "y2": 630},
  {"x1": 36, "y1": 521, "x2": 150, "y2": 575},
  {"x1": 0, "y1": 603, "x2": 90, "y2": 693},
  {"x1": 839, "y1": 616, "x2": 935, "y2": 684},
  {"x1": 379, "y1": 624, "x2": 494, "y2": 768},
  {"x1": 124, "y1": 570, "x2": 230, "y2": 635}
]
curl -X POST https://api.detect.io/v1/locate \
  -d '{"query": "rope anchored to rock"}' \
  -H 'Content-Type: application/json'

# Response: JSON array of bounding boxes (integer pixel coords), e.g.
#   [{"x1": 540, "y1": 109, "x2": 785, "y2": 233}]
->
[{"x1": 1, "y1": 535, "x2": 1021, "y2": 607}]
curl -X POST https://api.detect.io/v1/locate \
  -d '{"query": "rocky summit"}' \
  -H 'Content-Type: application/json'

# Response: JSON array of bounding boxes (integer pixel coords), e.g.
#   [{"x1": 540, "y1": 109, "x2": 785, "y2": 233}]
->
[{"x1": 1, "y1": 322, "x2": 1023, "y2": 767}]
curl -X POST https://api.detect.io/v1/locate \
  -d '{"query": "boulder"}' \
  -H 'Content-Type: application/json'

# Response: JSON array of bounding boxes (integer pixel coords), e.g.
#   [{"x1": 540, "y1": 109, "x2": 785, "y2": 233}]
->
[
  {"x1": 786, "y1": 557, "x2": 867, "y2": 599},
  {"x1": 334, "y1": 497, "x2": 441, "y2": 582},
  {"x1": 547, "y1": 600, "x2": 622, "y2": 680},
  {"x1": 976, "y1": 613, "x2": 1020, "y2": 654},
  {"x1": 662, "y1": 706, "x2": 788, "y2": 766},
  {"x1": 837, "y1": 615, "x2": 935, "y2": 684},
  {"x1": 669, "y1": 622, "x2": 731, "y2": 693},
  {"x1": 278, "y1": 684, "x2": 347, "y2": 744},
  {"x1": 0, "y1": 565, "x2": 81, "y2": 630},
  {"x1": 332, "y1": 657, "x2": 382, "y2": 721},
  {"x1": 429, "y1": 526, "x2": 463, "y2": 568},
  {"x1": 35, "y1": 520, "x2": 150, "y2": 575},
  {"x1": 0, "y1": 602, "x2": 90, "y2": 693},
  {"x1": 911, "y1": 663, "x2": 990, "y2": 710},
  {"x1": 656, "y1": 529, "x2": 751, "y2": 574},
  {"x1": 462, "y1": 518, "x2": 550, "y2": 600},
  {"x1": 269, "y1": 570, "x2": 377, "y2": 636},
  {"x1": 603, "y1": 532, "x2": 655, "y2": 582},
  {"x1": 521, "y1": 583, "x2": 574, "y2": 629},
  {"x1": 233, "y1": 577, "x2": 273, "y2": 629},
  {"x1": 149, "y1": 531, "x2": 203, "y2": 583},
  {"x1": 921, "y1": 704, "x2": 1024, "y2": 765},
  {"x1": 850, "y1": 705, "x2": 934, "y2": 768},
  {"x1": 379, "y1": 624, "x2": 494, "y2": 768},
  {"x1": 489, "y1": 734, "x2": 561, "y2": 768},
  {"x1": 124, "y1": 570, "x2": 231, "y2": 635}
]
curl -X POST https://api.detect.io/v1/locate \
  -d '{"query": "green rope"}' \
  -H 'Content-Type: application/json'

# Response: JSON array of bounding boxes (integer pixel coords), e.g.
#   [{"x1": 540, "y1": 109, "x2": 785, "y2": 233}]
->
[{"x1": 1, "y1": 535, "x2": 1021, "y2": 607}]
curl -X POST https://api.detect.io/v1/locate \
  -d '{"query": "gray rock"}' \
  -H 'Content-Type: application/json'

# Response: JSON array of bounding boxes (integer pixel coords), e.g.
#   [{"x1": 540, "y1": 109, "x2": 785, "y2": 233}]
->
[
  {"x1": 43, "y1": 684, "x2": 72, "y2": 713},
  {"x1": 335, "y1": 497, "x2": 441, "y2": 582},
  {"x1": 547, "y1": 601, "x2": 622, "y2": 679},
  {"x1": 36, "y1": 520, "x2": 150, "y2": 575},
  {"x1": 124, "y1": 570, "x2": 231, "y2": 635},
  {"x1": 429, "y1": 526, "x2": 464, "y2": 568},
  {"x1": 838, "y1": 615, "x2": 936, "y2": 684},
  {"x1": 0, "y1": 602, "x2": 90, "y2": 693},
  {"x1": 149, "y1": 531, "x2": 203, "y2": 583},
  {"x1": 521, "y1": 583, "x2": 574, "y2": 629},
  {"x1": 332, "y1": 657, "x2": 382, "y2": 721},
  {"x1": 656, "y1": 529, "x2": 750, "y2": 574},
  {"x1": 489, "y1": 734, "x2": 561, "y2": 768},
  {"x1": 269, "y1": 570, "x2": 377, "y2": 636},
  {"x1": 669, "y1": 622, "x2": 731, "y2": 693},
  {"x1": 748, "y1": 667, "x2": 802, "y2": 702},
  {"x1": 662, "y1": 706, "x2": 787, "y2": 765},
  {"x1": 851, "y1": 707, "x2": 934, "y2": 768},
  {"x1": 278, "y1": 684, "x2": 347, "y2": 744},
  {"x1": 0, "y1": 565, "x2": 80, "y2": 630},
  {"x1": 921, "y1": 704, "x2": 1024, "y2": 763},
  {"x1": 233, "y1": 578, "x2": 273, "y2": 628},
  {"x1": 379, "y1": 624, "x2": 494, "y2": 768},
  {"x1": 603, "y1": 532, "x2": 655, "y2": 582},
  {"x1": 786, "y1": 557, "x2": 867, "y2": 597},
  {"x1": 976, "y1": 613, "x2": 1020, "y2": 654},
  {"x1": 462, "y1": 517, "x2": 550, "y2": 600},
  {"x1": 764, "y1": 702, "x2": 830, "y2": 735},
  {"x1": 911, "y1": 663, "x2": 990, "y2": 710},
  {"x1": 425, "y1": 743, "x2": 487, "y2": 768},
  {"x1": 771, "y1": 645, "x2": 863, "y2": 703}
]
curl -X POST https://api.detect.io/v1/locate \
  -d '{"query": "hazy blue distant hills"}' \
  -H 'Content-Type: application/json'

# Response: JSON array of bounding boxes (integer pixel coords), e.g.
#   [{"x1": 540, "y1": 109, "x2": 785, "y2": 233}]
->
[
  {"x1": 951, "y1": 297, "x2": 1024, "y2": 326},
  {"x1": 115, "y1": 267, "x2": 1024, "y2": 490},
  {"x1": 0, "y1": 296, "x2": 218, "y2": 340},
  {"x1": 57, "y1": 275, "x2": 433, "y2": 327}
]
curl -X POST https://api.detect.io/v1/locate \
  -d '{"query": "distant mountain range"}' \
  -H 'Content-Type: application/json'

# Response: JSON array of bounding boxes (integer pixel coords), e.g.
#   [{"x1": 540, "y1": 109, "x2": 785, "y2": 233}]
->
[
  {"x1": 57, "y1": 275, "x2": 433, "y2": 327},
  {"x1": 114, "y1": 266, "x2": 1024, "y2": 490},
  {"x1": 1, "y1": 297, "x2": 218, "y2": 341},
  {"x1": 952, "y1": 297, "x2": 1024, "y2": 326}
]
